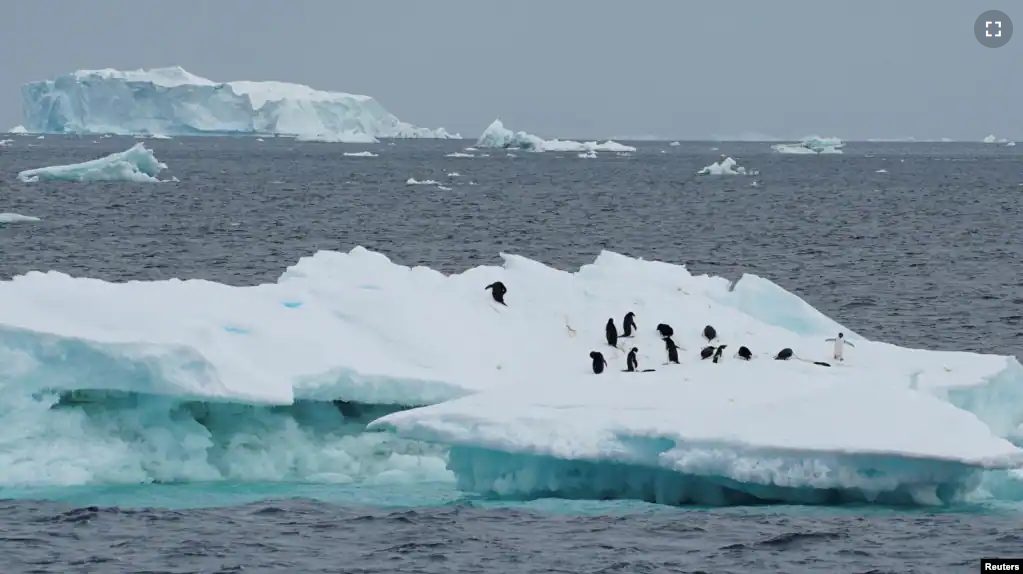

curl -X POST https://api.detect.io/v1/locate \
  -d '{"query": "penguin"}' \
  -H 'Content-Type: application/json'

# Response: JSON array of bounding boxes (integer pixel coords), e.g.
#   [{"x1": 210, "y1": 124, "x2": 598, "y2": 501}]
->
[
  {"x1": 736, "y1": 346, "x2": 753, "y2": 361},
  {"x1": 700, "y1": 346, "x2": 716, "y2": 360},
  {"x1": 702, "y1": 325, "x2": 717, "y2": 343},
  {"x1": 485, "y1": 282, "x2": 507, "y2": 306},
  {"x1": 605, "y1": 318, "x2": 618, "y2": 348},
  {"x1": 625, "y1": 347, "x2": 639, "y2": 372},
  {"x1": 656, "y1": 323, "x2": 674, "y2": 338},
  {"x1": 712, "y1": 344, "x2": 727, "y2": 363},
  {"x1": 622, "y1": 312, "x2": 637, "y2": 337},
  {"x1": 774, "y1": 348, "x2": 794, "y2": 361},
  {"x1": 813, "y1": 361, "x2": 832, "y2": 367},
  {"x1": 664, "y1": 337, "x2": 681, "y2": 364},
  {"x1": 590, "y1": 351, "x2": 608, "y2": 374}
]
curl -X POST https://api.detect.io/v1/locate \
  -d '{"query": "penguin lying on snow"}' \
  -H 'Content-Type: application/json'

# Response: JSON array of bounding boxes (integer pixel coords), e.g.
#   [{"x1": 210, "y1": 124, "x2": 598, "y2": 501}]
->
[
  {"x1": 485, "y1": 281, "x2": 507, "y2": 305},
  {"x1": 736, "y1": 346, "x2": 752, "y2": 361}
]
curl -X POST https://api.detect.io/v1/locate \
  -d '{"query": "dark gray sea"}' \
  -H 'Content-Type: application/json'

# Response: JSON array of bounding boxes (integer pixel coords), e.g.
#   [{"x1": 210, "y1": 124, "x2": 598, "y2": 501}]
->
[{"x1": 2, "y1": 135, "x2": 1022, "y2": 573}]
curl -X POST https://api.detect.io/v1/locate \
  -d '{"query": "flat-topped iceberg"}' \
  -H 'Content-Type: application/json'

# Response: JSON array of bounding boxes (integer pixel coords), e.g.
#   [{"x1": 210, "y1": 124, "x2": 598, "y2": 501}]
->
[
  {"x1": 2, "y1": 247, "x2": 1022, "y2": 498},
  {"x1": 371, "y1": 374, "x2": 1022, "y2": 505},
  {"x1": 17, "y1": 142, "x2": 171, "y2": 183},
  {"x1": 20, "y1": 66, "x2": 460, "y2": 141},
  {"x1": 772, "y1": 136, "x2": 844, "y2": 155},
  {"x1": 476, "y1": 119, "x2": 636, "y2": 153}
]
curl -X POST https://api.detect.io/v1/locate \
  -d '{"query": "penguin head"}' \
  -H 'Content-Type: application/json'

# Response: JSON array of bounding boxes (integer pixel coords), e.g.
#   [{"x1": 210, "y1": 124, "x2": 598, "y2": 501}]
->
[
  {"x1": 589, "y1": 351, "x2": 601, "y2": 359},
  {"x1": 630, "y1": 347, "x2": 638, "y2": 354},
  {"x1": 607, "y1": 318, "x2": 614, "y2": 325},
  {"x1": 625, "y1": 312, "x2": 635, "y2": 319},
  {"x1": 838, "y1": 332, "x2": 844, "y2": 338}
]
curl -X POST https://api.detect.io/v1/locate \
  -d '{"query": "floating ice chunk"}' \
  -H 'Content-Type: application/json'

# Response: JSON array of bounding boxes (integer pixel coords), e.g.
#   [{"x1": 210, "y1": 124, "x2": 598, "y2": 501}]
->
[
  {"x1": 343, "y1": 151, "x2": 378, "y2": 157},
  {"x1": 475, "y1": 119, "x2": 637, "y2": 153},
  {"x1": 982, "y1": 134, "x2": 1010, "y2": 144},
  {"x1": 445, "y1": 152, "x2": 475, "y2": 158},
  {"x1": 876, "y1": 169, "x2": 888, "y2": 173},
  {"x1": 17, "y1": 143, "x2": 170, "y2": 183},
  {"x1": 1007, "y1": 142, "x2": 1016, "y2": 147},
  {"x1": 0, "y1": 213, "x2": 41, "y2": 223},
  {"x1": 669, "y1": 141, "x2": 681, "y2": 146},
  {"x1": 577, "y1": 151, "x2": 597, "y2": 159},
  {"x1": 8, "y1": 125, "x2": 28, "y2": 134},
  {"x1": 406, "y1": 178, "x2": 439, "y2": 185},
  {"x1": 446, "y1": 172, "x2": 460, "y2": 177},
  {"x1": 697, "y1": 156, "x2": 756, "y2": 176},
  {"x1": 0, "y1": 139, "x2": 12, "y2": 147},
  {"x1": 371, "y1": 373, "x2": 1023, "y2": 506},
  {"x1": 437, "y1": 185, "x2": 452, "y2": 191}
]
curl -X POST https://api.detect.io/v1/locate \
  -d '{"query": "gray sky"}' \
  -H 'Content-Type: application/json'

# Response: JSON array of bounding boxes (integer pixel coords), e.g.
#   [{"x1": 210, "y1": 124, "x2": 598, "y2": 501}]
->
[{"x1": 1, "y1": 1, "x2": 1017, "y2": 140}]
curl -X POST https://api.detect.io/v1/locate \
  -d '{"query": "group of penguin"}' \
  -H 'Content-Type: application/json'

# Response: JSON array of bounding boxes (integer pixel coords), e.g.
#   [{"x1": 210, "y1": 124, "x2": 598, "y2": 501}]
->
[
  {"x1": 480, "y1": 281, "x2": 820, "y2": 376},
  {"x1": 588, "y1": 313, "x2": 817, "y2": 375}
]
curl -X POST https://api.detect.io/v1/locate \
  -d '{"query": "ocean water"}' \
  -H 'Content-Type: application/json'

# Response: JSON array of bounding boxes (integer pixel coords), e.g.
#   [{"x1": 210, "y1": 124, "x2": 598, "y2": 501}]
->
[{"x1": 2, "y1": 135, "x2": 1022, "y2": 573}]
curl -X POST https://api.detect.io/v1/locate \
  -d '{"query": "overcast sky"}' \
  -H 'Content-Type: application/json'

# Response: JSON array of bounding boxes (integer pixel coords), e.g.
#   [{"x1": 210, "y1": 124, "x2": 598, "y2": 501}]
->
[{"x1": 1, "y1": 1, "x2": 1017, "y2": 140}]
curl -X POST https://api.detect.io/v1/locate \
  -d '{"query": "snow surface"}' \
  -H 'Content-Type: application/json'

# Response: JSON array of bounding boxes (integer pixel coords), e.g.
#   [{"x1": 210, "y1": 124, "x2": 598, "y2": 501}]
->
[
  {"x1": 0, "y1": 213, "x2": 41, "y2": 223},
  {"x1": 17, "y1": 143, "x2": 170, "y2": 183},
  {"x1": 476, "y1": 119, "x2": 636, "y2": 153},
  {"x1": 3, "y1": 247, "x2": 1023, "y2": 498},
  {"x1": 21, "y1": 66, "x2": 459, "y2": 140},
  {"x1": 772, "y1": 136, "x2": 845, "y2": 155},
  {"x1": 697, "y1": 157, "x2": 754, "y2": 175}
]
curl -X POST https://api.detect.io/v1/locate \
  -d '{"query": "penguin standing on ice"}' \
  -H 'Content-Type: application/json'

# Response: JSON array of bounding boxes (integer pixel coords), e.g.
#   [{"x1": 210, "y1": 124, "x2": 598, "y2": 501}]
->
[
  {"x1": 702, "y1": 325, "x2": 718, "y2": 343},
  {"x1": 656, "y1": 323, "x2": 674, "y2": 338},
  {"x1": 712, "y1": 345, "x2": 727, "y2": 363},
  {"x1": 623, "y1": 347, "x2": 656, "y2": 373},
  {"x1": 824, "y1": 332, "x2": 855, "y2": 362},
  {"x1": 485, "y1": 281, "x2": 507, "y2": 306},
  {"x1": 590, "y1": 351, "x2": 608, "y2": 374},
  {"x1": 736, "y1": 346, "x2": 753, "y2": 361},
  {"x1": 605, "y1": 318, "x2": 618, "y2": 348},
  {"x1": 622, "y1": 312, "x2": 637, "y2": 337},
  {"x1": 663, "y1": 337, "x2": 681, "y2": 364}
]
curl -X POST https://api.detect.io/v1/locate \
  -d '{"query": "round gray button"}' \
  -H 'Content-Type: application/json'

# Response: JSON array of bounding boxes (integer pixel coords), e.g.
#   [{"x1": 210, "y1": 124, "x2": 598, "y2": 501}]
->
[{"x1": 975, "y1": 10, "x2": 1012, "y2": 48}]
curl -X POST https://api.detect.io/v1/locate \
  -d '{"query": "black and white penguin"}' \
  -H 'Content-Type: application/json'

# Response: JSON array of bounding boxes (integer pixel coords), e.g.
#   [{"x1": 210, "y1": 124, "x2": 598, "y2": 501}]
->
[
  {"x1": 605, "y1": 318, "x2": 618, "y2": 348},
  {"x1": 700, "y1": 346, "x2": 716, "y2": 360},
  {"x1": 774, "y1": 348, "x2": 794, "y2": 361},
  {"x1": 626, "y1": 347, "x2": 639, "y2": 372},
  {"x1": 736, "y1": 346, "x2": 753, "y2": 361},
  {"x1": 702, "y1": 325, "x2": 717, "y2": 343},
  {"x1": 590, "y1": 351, "x2": 608, "y2": 374},
  {"x1": 712, "y1": 345, "x2": 727, "y2": 363},
  {"x1": 485, "y1": 281, "x2": 507, "y2": 306},
  {"x1": 664, "y1": 337, "x2": 681, "y2": 364},
  {"x1": 622, "y1": 312, "x2": 637, "y2": 337}
]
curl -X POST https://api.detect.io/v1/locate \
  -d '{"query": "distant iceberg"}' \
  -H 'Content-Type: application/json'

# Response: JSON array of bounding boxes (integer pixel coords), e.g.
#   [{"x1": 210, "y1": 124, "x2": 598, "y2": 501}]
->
[
  {"x1": 772, "y1": 136, "x2": 844, "y2": 155},
  {"x1": 20, "y1": 66, "x2": 460, "y2": 141},
  {"x1": 17, "y1": 142, "x2": 171, "y2": 183},
  {"x1": 8, "y1": 125, "x2": 27, "y2": 134},
  {"x1": 476, "y1": 119, "x2": 636, "y2": 153},
  {"x1": 983, "y1": 134, "x2": 1013, "y2": 144}
]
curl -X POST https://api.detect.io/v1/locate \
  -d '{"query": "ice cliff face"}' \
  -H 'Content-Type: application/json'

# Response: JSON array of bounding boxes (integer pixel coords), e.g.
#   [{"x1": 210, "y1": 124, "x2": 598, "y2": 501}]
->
[{"x1": 20, "y1": 67, "x2": 459, "y2": 140}]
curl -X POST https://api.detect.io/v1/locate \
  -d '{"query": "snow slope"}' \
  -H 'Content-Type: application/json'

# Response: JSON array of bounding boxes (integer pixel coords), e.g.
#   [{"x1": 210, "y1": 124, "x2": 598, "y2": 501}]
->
[
  {"x1": 20, "y1": 66, "x2": 459, "y2": 140},
  {"x1": 2, "y1": 247, "x2": 1022, "y2": 499},
  {"x1": 17, "y1": 143, "x2": 170, "y2": 183},
  {"x1": 476, "y1": 119, "x2": 636, "y2": 153}
]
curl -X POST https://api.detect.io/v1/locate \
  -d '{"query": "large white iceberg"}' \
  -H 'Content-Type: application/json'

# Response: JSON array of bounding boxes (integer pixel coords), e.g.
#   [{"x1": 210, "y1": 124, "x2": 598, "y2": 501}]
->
[
  {"x1": 20, "y1": 66, "x2": 460, "y2": 141},
  {"x1": 772, "y1": 136, "x2": 845, "y2": 155},
  {"x1": 17, "y1": 143, "x2": 170, "y2": 183},
  {"x1": 697, "y1": 156, "x2": 754, "y2": 175},
  {"x1": 476, "y1": 119, "x2": 636, "y2": 153},
  {"x1": 2, "y1": 247, "x2": 1022, "y2": 500}
]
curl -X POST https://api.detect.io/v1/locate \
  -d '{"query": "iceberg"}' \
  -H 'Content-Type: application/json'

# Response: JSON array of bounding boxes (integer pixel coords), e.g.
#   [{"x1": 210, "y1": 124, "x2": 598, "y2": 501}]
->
[
  {"x1": 2, "y1": 246, "x2": 1023, "y2": 498},
  {"x1": 17, "y1": 143, "x2": 170, "y2": 183},
  {"x1": 20, "y1": 66, "x2": 460, "y2": 140},
  {"x1": 8, "y1": 125, "x2": 27, "y2": 134},
  {"x1": 697, "y1": 156, "x2": 754, "y2": 175},
  {"x1": 0, "y1": 213, "x2": 41, "y2": 223},
  {"x1": 475, "y1": 119, "x2": 636, "y2": 153},
  {"x1": 0, "y1": 139, "x2": 12, "y2": 147},
  {"x1": 772, "y1": 136, "x2": 845, "y2": 155}
]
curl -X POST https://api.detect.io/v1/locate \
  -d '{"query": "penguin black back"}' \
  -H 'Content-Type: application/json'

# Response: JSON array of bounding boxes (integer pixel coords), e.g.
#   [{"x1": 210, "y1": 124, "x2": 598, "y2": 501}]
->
[
  {"x1": 656, "y1": 323, "x2": 674, "y2": 338},
  {"x1": 774, "y1": 348, "x2": 794, "y2": 360},
  {"x1": 737, "y1": 346, "x2": 752, "y2": 360},
  {"x1": 605, "y1": 318, "x2": 618, "y2": 347},
  {"x1": 626, "y1": 347, "x2": 639, "y2": 372},
  {"x1": 622, "y1": 312, "x2": 637, "y2": 337},
  {"x1": 700, "y1": 346, "x2": 715, "y2": 360},
  {"x1": 712, "y1": 344, "x2": 727, "y2": 363},
  {"x1": 485, "y1": 281, "x2": 507, "y2": 305},
  {"x1": 703, "y1": 325, "x2": 717, "y2": 342},
  {"x1": 590, "y1": 351, "x2": 607, "y2": 374},
  {"x1": 664, "y1": 337, "x2": 680, "y2": 364}
]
